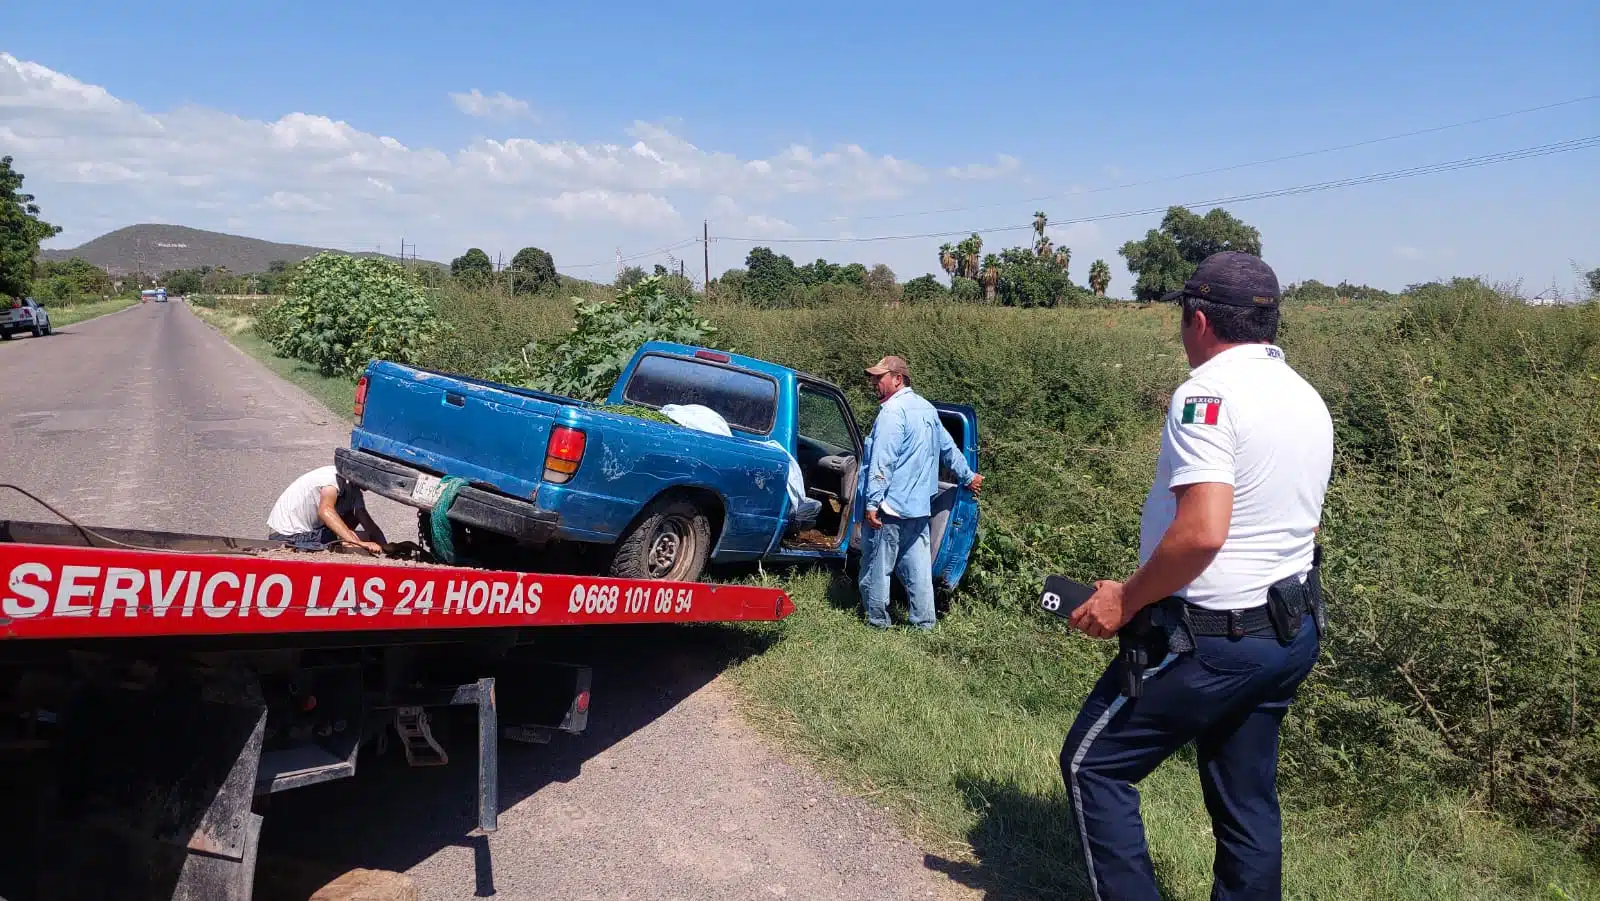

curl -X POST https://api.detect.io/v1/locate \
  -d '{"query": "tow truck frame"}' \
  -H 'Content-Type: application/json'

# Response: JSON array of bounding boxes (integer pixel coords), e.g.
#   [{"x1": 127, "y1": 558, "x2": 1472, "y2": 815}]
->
[{"x1": 0, "y1": 519, "x2": 795, "y2": 901}]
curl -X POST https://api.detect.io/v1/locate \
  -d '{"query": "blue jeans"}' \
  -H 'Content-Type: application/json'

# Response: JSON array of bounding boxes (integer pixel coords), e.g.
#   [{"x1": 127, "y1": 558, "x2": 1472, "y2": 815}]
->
[
  {"x1": 858, "y1": 513, "x2": 935, "y2": 629},
  {"x1": 269, "y1": 526, "x2": 335, "y2": 550},
  {"x1": 1060, "y1": 615, "x2": 1320, "y2": 901}
]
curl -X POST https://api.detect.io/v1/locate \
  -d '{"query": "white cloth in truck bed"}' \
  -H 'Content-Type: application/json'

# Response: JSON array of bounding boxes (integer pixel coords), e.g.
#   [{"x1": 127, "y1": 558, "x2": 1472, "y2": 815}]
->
[{"x1": 660, "y1": 403, "x2": 806, "y2": 513}]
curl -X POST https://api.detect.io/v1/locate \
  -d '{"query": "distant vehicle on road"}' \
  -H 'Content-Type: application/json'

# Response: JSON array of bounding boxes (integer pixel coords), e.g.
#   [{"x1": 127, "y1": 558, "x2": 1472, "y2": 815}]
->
[
  {"x1": 141, "y1": 288, "x2": 168, "y2": 303},
  {"x1": 0, "y1": 297, "x2": 52, "y2": 339}
]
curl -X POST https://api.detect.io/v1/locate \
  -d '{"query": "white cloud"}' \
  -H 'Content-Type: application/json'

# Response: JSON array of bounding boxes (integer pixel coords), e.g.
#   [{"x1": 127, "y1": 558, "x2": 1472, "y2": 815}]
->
[
  {"x1": 0, "y1": 52, "x2": 1040, "y2": 275},
  {"x1": 1394, "y1": 245, "x2": 1422, "y2": 259},
  {"x1": 704, "y1": 195, "x2": 795, "y2": 237},
  {"x1": 543, "y1": 190, "x2": 680, "y2": 227},
  {"x1": 946, "y1": 154, "x2": 1021, "y2": 180},
  {"x1": 449, "y1": 88, "x2": 536, "y2": 121},
  {"x1": 264, "y1": 191, "x2": 329, "y2": 213}
]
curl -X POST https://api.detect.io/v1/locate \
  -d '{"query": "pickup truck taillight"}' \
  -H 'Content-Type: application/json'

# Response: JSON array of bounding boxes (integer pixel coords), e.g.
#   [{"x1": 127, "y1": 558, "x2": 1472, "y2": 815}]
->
[
  {"x1": 354, "y1": 376, "x2": 369, "y2": 425},
  {"x1": 544, "y1": 426, "x2": 587, "y2": 483}
]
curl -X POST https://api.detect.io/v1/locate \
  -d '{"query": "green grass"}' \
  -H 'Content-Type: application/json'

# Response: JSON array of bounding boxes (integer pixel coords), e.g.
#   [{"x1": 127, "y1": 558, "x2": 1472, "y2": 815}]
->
[
  {"x1": 727, "y1": 569, "x2": 1598, "y2": 901},
  {"x1": 190, "y1": 303, "x2": 358, "y2": 421},
  {"x1": 188, "y1": 281, "x2": 1600, "y2": 897},
  {"x1": 43, "y1": 295, "x2": 142, "y2": 328}
]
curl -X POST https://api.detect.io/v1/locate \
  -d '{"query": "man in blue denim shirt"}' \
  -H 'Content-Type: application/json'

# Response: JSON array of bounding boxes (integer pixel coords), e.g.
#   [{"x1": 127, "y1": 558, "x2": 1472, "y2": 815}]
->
[{"x1": 858, "y1": 355, "x2": 984, "y2": 630}]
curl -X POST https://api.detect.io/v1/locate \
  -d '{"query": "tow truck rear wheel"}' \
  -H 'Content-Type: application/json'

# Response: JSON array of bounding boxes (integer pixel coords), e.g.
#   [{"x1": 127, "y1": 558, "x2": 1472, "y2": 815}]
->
[{"x1": 609, "y1": 495, "x2": 711, "y2": 583}]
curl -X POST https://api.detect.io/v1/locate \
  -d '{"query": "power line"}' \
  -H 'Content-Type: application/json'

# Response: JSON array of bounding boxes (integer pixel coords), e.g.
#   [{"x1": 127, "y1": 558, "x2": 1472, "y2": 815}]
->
[
  {"x1": 716, "y1": 135, "x2": 1600, "y2": 245},
  {"x1": 561, "y1": 238, "x2": 700, "y2": 270},
  {"x1": 828, "y1": 94, "x2": 1600, "y2": 224}
]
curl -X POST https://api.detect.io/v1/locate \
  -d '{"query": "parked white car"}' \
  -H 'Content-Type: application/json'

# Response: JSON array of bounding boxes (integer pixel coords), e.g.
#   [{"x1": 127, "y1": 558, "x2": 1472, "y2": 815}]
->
[{"x1": 1, "y1": 297, "x2": 53, "y2": 339}]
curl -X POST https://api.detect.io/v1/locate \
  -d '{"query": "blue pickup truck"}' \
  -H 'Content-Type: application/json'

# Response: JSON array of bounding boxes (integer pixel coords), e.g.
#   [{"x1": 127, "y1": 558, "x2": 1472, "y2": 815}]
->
[{"x1": 334, "y1": 341, "x2": 980, "y2": 590}]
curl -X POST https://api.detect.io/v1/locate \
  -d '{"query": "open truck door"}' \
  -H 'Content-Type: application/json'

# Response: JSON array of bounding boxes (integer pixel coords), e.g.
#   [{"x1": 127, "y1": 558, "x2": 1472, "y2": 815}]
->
[
  {"x1": 847, "y1": 402, "x2": 980, "y2": 595},
  {"x1": 930, "y1": 402, "x2": 980, "y2": 594}
]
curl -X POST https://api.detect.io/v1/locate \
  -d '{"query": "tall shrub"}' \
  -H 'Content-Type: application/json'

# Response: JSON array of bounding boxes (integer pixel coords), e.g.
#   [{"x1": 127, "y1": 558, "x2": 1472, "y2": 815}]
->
[
  {"x1": 487, "y1": 275, "x2": 716, "y2": 401},
  {"x1": 257, "y1": 252, "x2": 446, "y2": 377}
]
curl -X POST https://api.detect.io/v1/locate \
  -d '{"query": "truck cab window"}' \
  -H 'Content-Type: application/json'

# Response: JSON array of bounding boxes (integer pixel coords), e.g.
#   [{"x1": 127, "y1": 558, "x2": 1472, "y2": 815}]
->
[{"x1": 622, "y1": 353, "x2": 778, "y2": 434}]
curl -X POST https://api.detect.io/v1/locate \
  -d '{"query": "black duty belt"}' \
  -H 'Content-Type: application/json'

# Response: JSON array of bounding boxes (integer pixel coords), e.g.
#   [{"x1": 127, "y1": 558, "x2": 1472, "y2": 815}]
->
[{"x1": 1183, "y1": 603, "x2": 1277, "y2": 639}]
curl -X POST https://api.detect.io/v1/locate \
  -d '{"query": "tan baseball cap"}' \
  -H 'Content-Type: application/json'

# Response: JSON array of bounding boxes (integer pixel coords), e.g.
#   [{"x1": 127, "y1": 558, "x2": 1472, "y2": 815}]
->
[{"x1": 865, "y1": 355, "x2": 910, "y2": 378}]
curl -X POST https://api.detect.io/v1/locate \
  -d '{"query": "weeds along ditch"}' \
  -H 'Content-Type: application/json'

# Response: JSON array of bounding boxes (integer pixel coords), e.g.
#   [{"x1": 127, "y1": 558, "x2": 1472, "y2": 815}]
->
[{"x1": 225, "y1": 274, "x2": 1600, "y2": 874}]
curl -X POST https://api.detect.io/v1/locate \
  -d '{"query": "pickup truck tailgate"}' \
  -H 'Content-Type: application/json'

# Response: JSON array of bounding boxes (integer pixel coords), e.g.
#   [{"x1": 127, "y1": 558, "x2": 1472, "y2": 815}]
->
[{"x1": 353, "y1": 363, "x2": 568, "y2": 498}]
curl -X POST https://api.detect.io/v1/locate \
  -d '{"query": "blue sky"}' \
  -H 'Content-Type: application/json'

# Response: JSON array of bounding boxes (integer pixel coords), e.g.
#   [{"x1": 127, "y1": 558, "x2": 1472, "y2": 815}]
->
[{"x1": 6, "y1": 0, "x2": 1597, "y2": 294}]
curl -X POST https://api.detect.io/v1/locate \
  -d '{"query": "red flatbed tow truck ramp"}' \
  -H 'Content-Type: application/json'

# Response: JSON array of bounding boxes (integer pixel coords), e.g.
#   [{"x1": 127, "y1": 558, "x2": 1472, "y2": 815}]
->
[{"x1": 0, "y1": 518, "x2": 795, "y2": 901}]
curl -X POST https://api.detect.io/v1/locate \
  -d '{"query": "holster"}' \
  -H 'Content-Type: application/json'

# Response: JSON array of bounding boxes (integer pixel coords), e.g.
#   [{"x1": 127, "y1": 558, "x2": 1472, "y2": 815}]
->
[
  {"x1": 1265, "y1": 544, "x2": 1326, "y2": 643},
  {"x1": 1115, "y1": 597, "x2": 1192, "y2": 699},
  {"x1": 1116, "y1": 610, "x2": 1153, "y2": 700}
]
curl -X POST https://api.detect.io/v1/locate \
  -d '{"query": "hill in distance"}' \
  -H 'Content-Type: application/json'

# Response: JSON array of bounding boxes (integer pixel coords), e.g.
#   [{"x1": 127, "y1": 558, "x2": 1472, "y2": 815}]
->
[{"x1": 39, "y1": 224, "x2": 439, "y2": 275}]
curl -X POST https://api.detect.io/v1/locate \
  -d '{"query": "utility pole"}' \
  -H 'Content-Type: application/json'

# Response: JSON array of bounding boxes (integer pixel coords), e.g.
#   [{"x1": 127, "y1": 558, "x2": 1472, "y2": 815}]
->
[{"x1": 702, "y1": 221, "x2": 710, "y2": 294}]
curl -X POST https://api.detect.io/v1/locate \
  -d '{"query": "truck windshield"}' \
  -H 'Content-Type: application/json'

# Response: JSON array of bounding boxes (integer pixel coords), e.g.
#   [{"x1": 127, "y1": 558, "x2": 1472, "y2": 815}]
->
[{"x1": 622, "y1": 353, "x2": 778, "y2": 434}]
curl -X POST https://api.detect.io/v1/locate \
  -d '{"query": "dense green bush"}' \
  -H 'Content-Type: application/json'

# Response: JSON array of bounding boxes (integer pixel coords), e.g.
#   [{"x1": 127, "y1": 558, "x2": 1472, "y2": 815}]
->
[
  {"x1": 711, "y1": 286, "x2": 1600, "y2": 853},
  {"x1": 486, "y1": 275, "x2": 715, "y2": 401},
  {"x1": 255, "y1": 252, "x2": 447, "y2": 377}
]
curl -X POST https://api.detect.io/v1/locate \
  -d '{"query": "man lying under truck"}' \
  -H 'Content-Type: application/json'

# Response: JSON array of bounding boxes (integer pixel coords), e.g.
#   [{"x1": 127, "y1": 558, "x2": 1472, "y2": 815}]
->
[{"x1": 267, "y1": 464, "x2": 387, "y2": 553}]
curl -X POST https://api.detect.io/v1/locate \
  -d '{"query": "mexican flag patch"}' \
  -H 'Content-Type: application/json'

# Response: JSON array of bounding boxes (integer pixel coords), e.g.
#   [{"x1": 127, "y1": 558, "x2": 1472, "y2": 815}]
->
[{"x1": 1181, "y1": 396, "x2": 1222, "y2": 425}]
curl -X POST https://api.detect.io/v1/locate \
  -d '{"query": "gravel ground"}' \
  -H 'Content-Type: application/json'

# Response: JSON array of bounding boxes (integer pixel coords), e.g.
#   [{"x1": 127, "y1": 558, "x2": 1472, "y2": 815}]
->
[{"x1": 0, "y1": 302, "x2": 978, "y2": 901}]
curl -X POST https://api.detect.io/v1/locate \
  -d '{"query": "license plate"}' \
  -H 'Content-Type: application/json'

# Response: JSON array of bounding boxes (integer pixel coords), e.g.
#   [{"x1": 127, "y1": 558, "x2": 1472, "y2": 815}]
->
[{"x1": 411, "y1": 474, "x2": 444, "y2": 506}]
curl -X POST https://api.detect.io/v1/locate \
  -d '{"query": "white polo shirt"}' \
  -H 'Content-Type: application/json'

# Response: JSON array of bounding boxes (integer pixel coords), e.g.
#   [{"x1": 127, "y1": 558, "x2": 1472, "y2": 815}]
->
[
  {"x1": 267, "y1": 465, "x2": 350, "y2": 537},
  {"x1": 1138, "y1": 343, "x2": 1334, "y2": 611}
]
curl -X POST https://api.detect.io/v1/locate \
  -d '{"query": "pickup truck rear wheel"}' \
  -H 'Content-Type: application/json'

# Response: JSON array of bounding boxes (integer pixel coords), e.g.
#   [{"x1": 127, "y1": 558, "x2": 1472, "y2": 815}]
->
[{"x1": 610, "y1": 496, "x2": 712, "y2": 583}]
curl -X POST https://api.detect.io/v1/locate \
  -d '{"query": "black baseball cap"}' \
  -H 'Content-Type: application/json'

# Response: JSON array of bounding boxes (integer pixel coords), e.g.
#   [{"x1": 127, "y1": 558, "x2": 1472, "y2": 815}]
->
[{"x1": 1161, "y1": 251, "x2": 1281, "y2": 308}]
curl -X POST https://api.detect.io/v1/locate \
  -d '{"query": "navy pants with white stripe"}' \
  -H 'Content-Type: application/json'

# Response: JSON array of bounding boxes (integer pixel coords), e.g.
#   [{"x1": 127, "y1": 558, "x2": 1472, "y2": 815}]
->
[{"x1": 1061, "y1": 615, "x2": 1319, "y2": 901}]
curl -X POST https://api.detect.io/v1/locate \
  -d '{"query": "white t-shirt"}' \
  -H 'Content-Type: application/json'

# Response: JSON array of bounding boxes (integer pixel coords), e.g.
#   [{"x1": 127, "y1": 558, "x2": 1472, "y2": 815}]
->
[
  {"x1": 267, "y1": 465, "x2": 345, "y2": 536},
  {"x1": 1138, "y1": 344, "x2": 1334, "y2": 611}
]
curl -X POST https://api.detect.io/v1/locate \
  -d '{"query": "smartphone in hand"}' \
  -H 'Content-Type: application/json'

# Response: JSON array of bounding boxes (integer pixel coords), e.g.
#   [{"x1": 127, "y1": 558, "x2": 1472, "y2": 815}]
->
[{"x1": 1039, "y1": 576, "x2": 1096, "y2": 619}]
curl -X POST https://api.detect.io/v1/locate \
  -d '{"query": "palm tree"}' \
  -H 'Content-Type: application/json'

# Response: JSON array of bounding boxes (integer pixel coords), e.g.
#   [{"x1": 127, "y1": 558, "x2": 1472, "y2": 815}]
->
[
  {"x1": 1089, "y1": 259, "x2": 1111, "y2": 296},
  {"x1": 1054, "y1": 247, "x2": 1071, "y2": 277},
  {"x1": 1032, "y1": 211, "x2": 1048, "y2": 241},
  {"x1": 957, "y1": 234, "x2": 983, "y2": 279},
  {"x1": 980, "y1": 254, "x2": 1000, "y2": 304},
  {"x1": 939, "y1": 243, "x2": 958, "y2": 283}
]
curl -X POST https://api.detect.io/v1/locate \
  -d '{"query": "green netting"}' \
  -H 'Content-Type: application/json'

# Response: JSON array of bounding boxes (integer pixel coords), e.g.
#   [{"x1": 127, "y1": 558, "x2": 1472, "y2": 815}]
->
[{"x1": 428, "y1": 476, "x2": 469, "y2": 564}]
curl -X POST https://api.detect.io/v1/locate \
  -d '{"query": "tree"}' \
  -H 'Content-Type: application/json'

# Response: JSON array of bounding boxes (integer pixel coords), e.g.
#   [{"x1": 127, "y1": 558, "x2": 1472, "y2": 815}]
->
[
  {"x1": 951, "y1": 277, "x2": 982, "y2": 303},
  {"x1": 1088, "y1": 259, "x2": 1111, "y2": 296},
  {"x1": 744, "y1": 247, "x2": 800, "y2": 307},
  {"x1": 938, "y1": 244, "x2": 958, "y2": 284},
  {"x1": 509, "y1": 246, "x2": 558, "y2": 295},
  {"x1": 995, "y1": 246, "x2": 1071, "y2": 308},
  {"x1": 980, "y1": 254, "x2": 1000, "y2": 303},
  {"x1": 0, "y1": 156, "x2": 61, "y2": 299},
  {"x1": 450, "y1": 248, "x2": 494, "y2": 287},
  {"x1": 1586, "y1": 267, "x2": 1600, "y2": 299},
  {"x1": 798, "y1": 258, "x2": 840, "y2": 287},
  {"x1": 35, "y1": 257, "x2": 110, "y2": 299},
  {"x1": 902, "y1": 274, "x2": 945, "y2": 304},
  {"x1": 1119, "y1": 206, "x2": 1263, "y2": 301},
  {"x1": 864, "y1": 264, "x2": 899, "y2": 302},
  {"x1": 163, "y1": 269, "x2": 204, "y2": 295},
  {"x1": 257, "y1": 253, "x2": 447, "y2": 377},
  {"x1": 711, "y1": 268, "x2": 747, "y2": 303},
  {"x1": 838, "y1": 262, "x2": 868, "y2": 287},
  {"x1": 616, "y1": 266, "x2": 647, "y2": 290},
  {"x1": 1032, "y1": 211, "x2": 1049, "y2": 256},
  {"x1": 956, "y1": 234, "x2": 983, "y2": 279}
]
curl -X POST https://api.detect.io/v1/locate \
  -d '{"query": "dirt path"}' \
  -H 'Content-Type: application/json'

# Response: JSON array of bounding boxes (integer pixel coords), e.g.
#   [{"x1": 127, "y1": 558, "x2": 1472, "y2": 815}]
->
[{"x1": 0, "y1": 301, "x2": 977, "y2": 900}]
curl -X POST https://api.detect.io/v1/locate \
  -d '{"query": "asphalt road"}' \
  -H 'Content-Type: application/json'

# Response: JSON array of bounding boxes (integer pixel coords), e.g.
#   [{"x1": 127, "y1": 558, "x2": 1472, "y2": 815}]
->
[
  {"x1": 0, "y1": 298, "x2": 414, "y2": 540},
  {"x1": 0, "y1": 302, "x2": 978, "y2": 901}
]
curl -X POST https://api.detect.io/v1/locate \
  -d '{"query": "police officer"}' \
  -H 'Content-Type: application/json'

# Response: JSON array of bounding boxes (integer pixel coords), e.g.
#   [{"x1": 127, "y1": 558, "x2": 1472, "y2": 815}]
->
[{"x1": 1060, "y1": 252, "x2": 1333, "y2": 901}]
